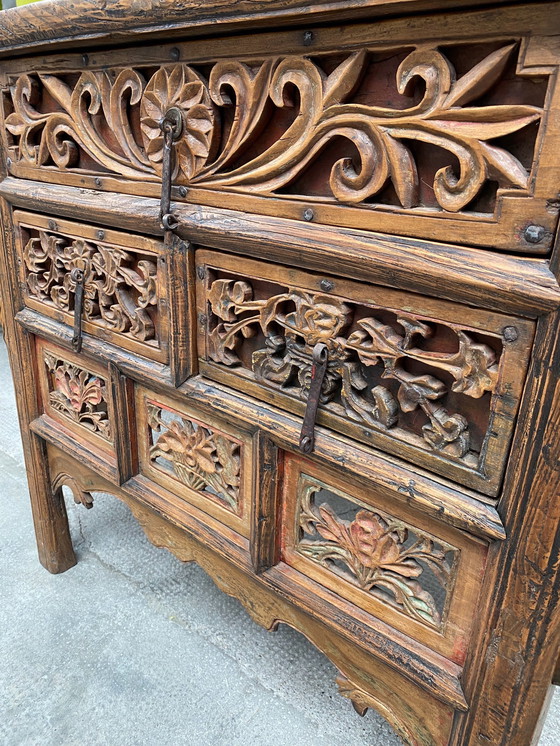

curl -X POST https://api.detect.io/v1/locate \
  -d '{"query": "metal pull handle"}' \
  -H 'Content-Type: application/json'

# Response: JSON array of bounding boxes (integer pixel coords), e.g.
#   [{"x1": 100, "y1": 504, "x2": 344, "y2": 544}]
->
[
  {"x1": 299, "y1": 343, "x2": 329, "y2": 454},
  {"x1": 159, "y1": 107, "x2": 183, "y2": 233},
  {"x1": 71, "y1": 267, "x2": 85, "y2": 353}
]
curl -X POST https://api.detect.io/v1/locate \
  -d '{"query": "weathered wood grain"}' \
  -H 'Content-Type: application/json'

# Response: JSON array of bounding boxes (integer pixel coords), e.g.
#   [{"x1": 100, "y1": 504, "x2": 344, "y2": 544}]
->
[
  {"x1": 2, "y1": 180, "x2": 559, "y2": 319},
  {"x1": 2, "y1": 2, "x2": 560, "y2": 744},
  {"x1": 0, "y1": 0, "x2": 532, "y2": 57}
]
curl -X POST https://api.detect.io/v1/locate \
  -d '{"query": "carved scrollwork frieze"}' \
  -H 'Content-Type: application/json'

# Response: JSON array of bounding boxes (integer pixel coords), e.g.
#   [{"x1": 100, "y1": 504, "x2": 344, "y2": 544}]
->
[{"x1": 3, "y1": 41, "x2": 547, "y2": 218}]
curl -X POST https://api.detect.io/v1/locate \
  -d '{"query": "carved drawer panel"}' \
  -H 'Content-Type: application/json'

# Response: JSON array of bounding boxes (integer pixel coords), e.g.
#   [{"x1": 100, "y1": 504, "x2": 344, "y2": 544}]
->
[
  {"x1": 36, "y1": 337, "x2": 115, "y2": 454},
  {"x1": 196, "y1": 250, "x2": 534, "y2": 496},
  {"x1": 280, "y1": 453, "x2": 488, "y2": 662},
  {"x1": 135, "y1": 386, "x2": 253, "y2": 536},
  {"x1": 2, "y1": 4, "x2": 560, "y2": 252},
  {"x1": 14, "y1": 211, "x2": 169, "y2": 363}
]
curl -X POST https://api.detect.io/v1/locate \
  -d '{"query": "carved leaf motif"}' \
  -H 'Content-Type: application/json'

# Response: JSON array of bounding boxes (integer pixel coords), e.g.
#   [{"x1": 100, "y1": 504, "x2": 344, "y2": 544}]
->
[
  {"x1": 322, "y1": 50, "x2": 367, "y2": 109},
  {"x1": 443, "y1": 44, "x2": 515, "y2": 108},
  {"x1": 39, "y1": 74, "x2": 73, "y2": 114},
  {"x1": 397, "y1": 375, "x2": 446, "y2": 413}
]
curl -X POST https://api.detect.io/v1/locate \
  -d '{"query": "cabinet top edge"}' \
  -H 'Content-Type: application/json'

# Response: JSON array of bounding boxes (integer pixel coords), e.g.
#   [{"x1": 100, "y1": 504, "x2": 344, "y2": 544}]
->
[{"x1": 0, "y1": 0, "x2": 543, "y2": 59}]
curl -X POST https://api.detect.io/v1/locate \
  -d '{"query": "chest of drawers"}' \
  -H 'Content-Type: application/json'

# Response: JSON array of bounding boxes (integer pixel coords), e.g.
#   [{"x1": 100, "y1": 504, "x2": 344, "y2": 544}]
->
[{"x1": 1, "y1": 2, "x2": 560, "y2": 744}]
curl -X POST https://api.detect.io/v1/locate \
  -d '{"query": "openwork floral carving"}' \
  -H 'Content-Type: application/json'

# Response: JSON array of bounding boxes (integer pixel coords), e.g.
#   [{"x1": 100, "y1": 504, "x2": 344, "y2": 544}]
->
[
  {"x1": 44, "y1": 352, "x2": 111, "y2": 440},
  {"x1": 22, "y1": 227, "x2": 159, "y2": 345},
  {"x1": 4, "y1": 43, "x2": 544, "y2": 213},
  {"x1": 148, "y1": 403, "x2": 241, "y2": 512},
  {"x1": 297, "y1": 477, "x2": 455, "y2": 626},
  {"x1": 205, "y1": 274, "x2": 500, "y2": 465}
]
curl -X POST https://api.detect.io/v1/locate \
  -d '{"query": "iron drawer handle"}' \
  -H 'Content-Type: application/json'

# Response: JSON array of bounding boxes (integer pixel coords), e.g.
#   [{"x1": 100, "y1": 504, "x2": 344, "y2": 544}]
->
[
  {"x1": 159, "y1": 107, "x2": 183, "y2": 234},
  {"x1": 299, "y1": 342, "x2": 329, "y2": 454},
  {"x1": 71, "y1": 267, "x2": 85, "y2": 353}
]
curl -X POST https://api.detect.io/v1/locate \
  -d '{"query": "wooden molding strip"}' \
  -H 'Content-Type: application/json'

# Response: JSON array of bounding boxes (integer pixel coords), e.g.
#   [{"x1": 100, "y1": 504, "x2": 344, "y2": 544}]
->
[
  {"x1": 2, "y1": 178, "x2": 558, "y2": 319},
  {"x1": 0, "y1": 0, "x2": 531, "y2": 57}
]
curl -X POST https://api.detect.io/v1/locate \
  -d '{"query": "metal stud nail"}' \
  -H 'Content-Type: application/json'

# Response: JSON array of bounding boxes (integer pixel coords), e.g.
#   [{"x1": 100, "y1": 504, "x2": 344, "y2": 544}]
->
[
  {"x1": 524, "y1": 225, "x2": 545, "y2": 244},
  {"x1": 303, "y1": 208, "x2": 314, "y2": 222}
]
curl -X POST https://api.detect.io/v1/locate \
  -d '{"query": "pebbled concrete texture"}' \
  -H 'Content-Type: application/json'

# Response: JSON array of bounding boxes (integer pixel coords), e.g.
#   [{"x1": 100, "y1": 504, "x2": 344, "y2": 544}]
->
[{"x1": 0, "y1": 336, "x2": 559, "y2": 746}]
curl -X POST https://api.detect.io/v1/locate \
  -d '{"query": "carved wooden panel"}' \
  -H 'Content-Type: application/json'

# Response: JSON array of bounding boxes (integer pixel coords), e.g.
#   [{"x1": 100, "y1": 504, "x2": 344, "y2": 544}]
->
[
  {"x1": 196, "y1": 250, "x2": 534, "y2": 496},
  {"x1": 281, "y1": 453, "x2": 488, "y2": 662},
  {"x1": 136, "y1": 386, "x2": 254, "y2": 536},
  {"x1": 36, "y1": 337, "x2": 114, "y2": 452},
  {"x1": 2, "y1": 14, "x2": 559, "y2": 251},
  {"x1": 13, "y1": 211, "x2": 169, "y2": 363}
]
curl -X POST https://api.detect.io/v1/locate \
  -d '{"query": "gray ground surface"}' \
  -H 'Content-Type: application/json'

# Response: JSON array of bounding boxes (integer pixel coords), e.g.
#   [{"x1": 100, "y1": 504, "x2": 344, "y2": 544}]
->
[{"x1": 0, "y1": 337, "x2": 559, "y2": 746}]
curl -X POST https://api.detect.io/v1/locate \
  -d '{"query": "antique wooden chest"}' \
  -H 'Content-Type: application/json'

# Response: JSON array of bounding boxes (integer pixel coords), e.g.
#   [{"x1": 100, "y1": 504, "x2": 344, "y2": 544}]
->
[{"x1": 1, "y1": 1, "x2": 560, "y2": 744}]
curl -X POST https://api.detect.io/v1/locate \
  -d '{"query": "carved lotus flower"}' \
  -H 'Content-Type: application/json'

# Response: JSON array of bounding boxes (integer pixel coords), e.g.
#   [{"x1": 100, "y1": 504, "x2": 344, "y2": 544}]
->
[{"x1": 140, "y1": 65, "x2": 218, "y2": 180}]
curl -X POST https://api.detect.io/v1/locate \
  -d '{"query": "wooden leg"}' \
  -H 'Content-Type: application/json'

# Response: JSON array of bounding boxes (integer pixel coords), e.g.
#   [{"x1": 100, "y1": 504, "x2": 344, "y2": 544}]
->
[
  {"x1": 0, "y1": 198, "x2": 76, "y2": 573},
  {"x1": 28, "y1": 439, "x2": 76, "y2": 574}
]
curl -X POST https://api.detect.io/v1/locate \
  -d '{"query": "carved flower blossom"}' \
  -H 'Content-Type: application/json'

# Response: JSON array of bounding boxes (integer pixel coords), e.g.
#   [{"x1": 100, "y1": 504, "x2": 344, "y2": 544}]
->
[
  {"x1": 140, "y1": 65, "x2": 218, "y2": 180},
  {"x1": 316, "y1": 506, "x2": 420, "y2": 577},
  {"x1": 284, "y1": 293, "x2": 352, "y2": 352}
]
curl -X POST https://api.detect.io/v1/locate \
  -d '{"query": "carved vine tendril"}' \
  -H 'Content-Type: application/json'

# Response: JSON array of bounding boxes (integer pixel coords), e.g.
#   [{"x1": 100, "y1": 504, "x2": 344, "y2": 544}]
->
[{"x1": 4, "y1": 43, "x2": 541, "y2": 212}]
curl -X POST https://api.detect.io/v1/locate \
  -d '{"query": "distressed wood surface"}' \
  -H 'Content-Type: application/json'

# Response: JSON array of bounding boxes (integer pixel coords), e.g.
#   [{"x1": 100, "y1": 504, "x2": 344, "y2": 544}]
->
[
  {"x1": 1, "y1": 2, "x2": 560, "y2": 745},
  {"x1": 0, "y1": 0, "x2": 531, "y2": 56},
  {"x1": 2, "y1": 179, "x2": 559, "y2": 319}
]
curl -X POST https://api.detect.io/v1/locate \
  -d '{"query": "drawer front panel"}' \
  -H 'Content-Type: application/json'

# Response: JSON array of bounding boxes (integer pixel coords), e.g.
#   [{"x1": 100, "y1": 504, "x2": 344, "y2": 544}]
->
[
  {"x1": 135, "y1": 386, "x2": 253, "y2": 536},
  {"x1": 2, "y1": 5, "x2": 560, "y2": 252},
  {"x1": 14, "y1": 211, "x2": 169, "y2": 363},
  {"x1": 280, "y1": 453, "x2": 488, "y2": 662},
  {"x1": 196, "y1": 250, "x2": 534, "y2": 495},
  {"x1": 36, "y1": 337, "x2": 115, "y2": 454}
]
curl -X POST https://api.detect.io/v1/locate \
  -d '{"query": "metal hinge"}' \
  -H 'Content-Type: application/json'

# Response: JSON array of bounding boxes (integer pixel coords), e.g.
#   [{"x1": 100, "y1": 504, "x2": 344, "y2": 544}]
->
[
  {"x1": 159, "y1": 107, "x2": 183, "y2": 233},
  {"x1": 71, "y1": 267, "x2": 85, "y2": 353},
  {"x1": 299, "y1": 343, "x2": 329, "y2": 454}
]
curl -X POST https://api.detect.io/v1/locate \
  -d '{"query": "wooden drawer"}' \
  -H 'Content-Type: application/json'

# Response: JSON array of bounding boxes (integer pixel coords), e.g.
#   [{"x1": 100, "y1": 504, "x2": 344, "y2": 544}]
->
[
  {"x1": 35, "y1": 337, "x2": 116, "y2": 456},
  {"x1": 135, "y1": 385, "x2": 254, "y2": 537},
  {"x1": 14, "y1": 211, "x2": 169, "y2": 363},
  {"x1": 279, "y1": 452, "x2": 488, "y2": 664},
  {"x1": 2, "y1": 3, "x2": 560, "y2": 253},
  {"x1": 195, "y1": 249, "x2": 534, "y2": 496}
]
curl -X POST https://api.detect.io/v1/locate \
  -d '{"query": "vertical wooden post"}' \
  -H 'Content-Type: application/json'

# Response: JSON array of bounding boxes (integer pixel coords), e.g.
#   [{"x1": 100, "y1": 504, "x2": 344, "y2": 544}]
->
[{"x1": 0, "y1": 197, "x2": 76, "y2": 573}]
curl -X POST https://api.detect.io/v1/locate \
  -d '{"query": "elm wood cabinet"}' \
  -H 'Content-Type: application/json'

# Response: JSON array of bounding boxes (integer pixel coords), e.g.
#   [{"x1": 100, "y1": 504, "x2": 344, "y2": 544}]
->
[{"x1": 1, "y1": 1, "x2": 560, "y2": 744}]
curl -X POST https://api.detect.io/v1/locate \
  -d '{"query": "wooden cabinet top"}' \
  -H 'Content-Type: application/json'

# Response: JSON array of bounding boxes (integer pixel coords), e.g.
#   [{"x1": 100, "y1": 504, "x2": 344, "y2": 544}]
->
[{"x1": 0, "y1": 0, "x2": 540, "y2": 56}]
